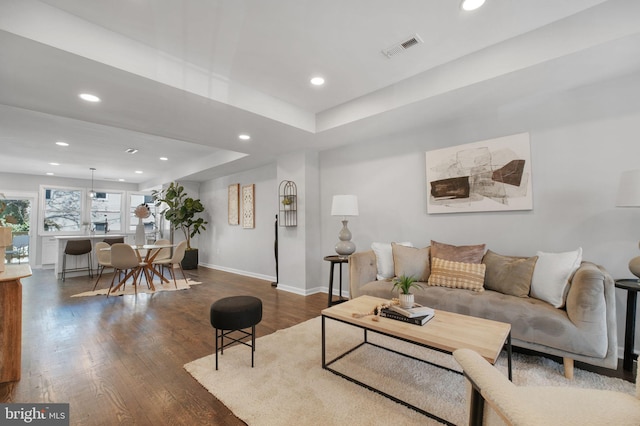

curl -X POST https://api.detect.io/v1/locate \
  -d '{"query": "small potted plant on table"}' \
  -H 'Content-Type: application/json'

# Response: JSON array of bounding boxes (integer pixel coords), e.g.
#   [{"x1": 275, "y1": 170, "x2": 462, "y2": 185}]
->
[{"x1": 392, "y1": 275, "x2": 422, "y2": 308}]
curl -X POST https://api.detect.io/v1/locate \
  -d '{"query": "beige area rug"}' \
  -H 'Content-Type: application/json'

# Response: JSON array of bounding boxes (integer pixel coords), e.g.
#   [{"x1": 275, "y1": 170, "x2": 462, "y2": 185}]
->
[
  {"x1": 184, "y1": 317, "x2": 634, "y2": 425},
  {"x1": 71, "y1": 278, "x2": 201, "y2": 297}
]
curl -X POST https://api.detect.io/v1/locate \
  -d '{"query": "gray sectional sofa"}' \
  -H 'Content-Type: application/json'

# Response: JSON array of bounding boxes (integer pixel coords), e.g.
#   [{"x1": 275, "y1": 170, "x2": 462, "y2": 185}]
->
[{"x1": 349, "y1": 247, "x2": 618, "y2": 378}]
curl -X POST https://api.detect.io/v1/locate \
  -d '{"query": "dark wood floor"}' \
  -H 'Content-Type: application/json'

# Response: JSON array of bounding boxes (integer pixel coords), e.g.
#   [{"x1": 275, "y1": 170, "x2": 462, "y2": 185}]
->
[
  {"x1": 1, "y1": 267, "x2": 634, "y2": 425},
  {"x1": 0, "y1": 267, "x2": 327, "y2": 425}
]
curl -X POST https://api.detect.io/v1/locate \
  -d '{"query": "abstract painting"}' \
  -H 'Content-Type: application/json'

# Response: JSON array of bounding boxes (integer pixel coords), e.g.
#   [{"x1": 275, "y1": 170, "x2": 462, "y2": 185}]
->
[
  {"x1": 228, "y1": 183, "x2": 239, "y2": 225},
  {"x1": 242, "y1": 184, "x2": 255, "y2": 228},
  {"x1": 425, "y1": 133, "x2": 533, "y2": 214}
]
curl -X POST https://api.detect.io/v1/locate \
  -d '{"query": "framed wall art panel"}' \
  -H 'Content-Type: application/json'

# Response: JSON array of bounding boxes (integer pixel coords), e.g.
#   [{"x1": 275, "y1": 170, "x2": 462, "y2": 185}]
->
[
  {"x1": 228, "y1": 183, "x2": 239, "y2": 225},
  {"x1": 425, "y1": 133, "x2": 533, "y2": 214},
  {"x1": 242, "y1": 184, "x2": 255, "y2": 229}
]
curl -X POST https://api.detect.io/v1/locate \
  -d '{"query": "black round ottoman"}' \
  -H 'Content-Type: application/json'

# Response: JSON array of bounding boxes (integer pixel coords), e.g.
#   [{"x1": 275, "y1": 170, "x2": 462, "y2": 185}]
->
[{"x1": 210, "y1": 296, "x2": 262, "y2": 370}]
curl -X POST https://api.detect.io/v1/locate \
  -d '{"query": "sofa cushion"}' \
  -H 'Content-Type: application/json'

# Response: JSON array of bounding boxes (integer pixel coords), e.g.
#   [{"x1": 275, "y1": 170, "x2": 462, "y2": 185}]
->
[
  {"x1": 483, "y1": 250, "x2": 538, "y2": 297},
  {"x1": 428, "y1": 257, "x2": 486, "y2": 292},
  {"x1": 371, "y1": 241, "x2": 413, "y2": 280},
  {"x1": 530, "y1": 247, "x2": 583, "y2": 308},
  {"x1": 392, "y1": 243, "x2": 430, "y2": 282},
  {"x1": 431, "y1": 240, "x2": 485, "y2": 264}
]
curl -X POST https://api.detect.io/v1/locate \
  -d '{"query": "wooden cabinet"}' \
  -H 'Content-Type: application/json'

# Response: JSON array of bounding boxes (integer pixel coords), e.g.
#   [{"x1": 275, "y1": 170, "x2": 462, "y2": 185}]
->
[{"x1": 0, "y1": 264, "x2": 32, "y2": 382}]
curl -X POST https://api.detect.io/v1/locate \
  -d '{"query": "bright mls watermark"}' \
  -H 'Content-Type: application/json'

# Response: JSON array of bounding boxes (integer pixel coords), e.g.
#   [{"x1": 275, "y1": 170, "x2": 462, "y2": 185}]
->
[{"x1": 1, "y1": 404, "x2": 69, "y2": 425}]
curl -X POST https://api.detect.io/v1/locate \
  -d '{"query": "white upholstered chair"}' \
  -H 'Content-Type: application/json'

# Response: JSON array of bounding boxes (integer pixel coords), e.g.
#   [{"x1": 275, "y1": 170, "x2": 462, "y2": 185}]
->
[
  {"x1": 453, "y1": 348, "x2": 640, "y2": 426},
  {"x1": 152, "y1": 240, "x2": 187, "y2": 288},
  {"x1": 107, "y1": 243, "x2": 145, "y2": 296},
  {"x1": 150, "y1": 239, "x2": 171, "y2": 262},
  {"x1": 93, "y1": 241, "x2": 112, "y2": 290}
]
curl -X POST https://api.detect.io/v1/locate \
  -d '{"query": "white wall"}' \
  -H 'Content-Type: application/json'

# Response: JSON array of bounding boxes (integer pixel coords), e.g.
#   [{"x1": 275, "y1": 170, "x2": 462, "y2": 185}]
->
[
  {"x1": 319, "y1": 112, "x2": 640, "y2": 273},
  {"x1": 198, "y1": 164, "x2": 278, "y2": 280},
  {"x1": 317, "y1": 86, "x2": 640, "y2": 353}
]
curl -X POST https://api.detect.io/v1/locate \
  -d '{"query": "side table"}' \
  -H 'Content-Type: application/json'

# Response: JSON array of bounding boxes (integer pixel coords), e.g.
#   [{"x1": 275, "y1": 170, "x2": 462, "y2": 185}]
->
[
  {"x1": 324, "y1": 255, "x2": 349, "y2": 307},
  {"x1": 615, "y1": 278, "x2": 640, "y2": 371}
]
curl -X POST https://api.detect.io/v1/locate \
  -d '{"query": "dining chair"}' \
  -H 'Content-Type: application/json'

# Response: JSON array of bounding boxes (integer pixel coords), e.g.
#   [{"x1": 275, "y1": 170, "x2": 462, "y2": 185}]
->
[
  {"x1": 147, "y1": 239, "x2": 171, "y2": 281},
  {"x1": 152, "y1": 240, "x2": 187, "y2": 288},
  {"x1": 93, "y1": 241, "x2": 112, "y2": 290},
  {"x1": 151, "y1": 239, "x2": 171, "y2": 262},
  {"x1": 61, "y1": 239, "x2": 93, "y2": 281},
  {"x1": 107, "y1": 243, "x2": 145, "y2": 297}
]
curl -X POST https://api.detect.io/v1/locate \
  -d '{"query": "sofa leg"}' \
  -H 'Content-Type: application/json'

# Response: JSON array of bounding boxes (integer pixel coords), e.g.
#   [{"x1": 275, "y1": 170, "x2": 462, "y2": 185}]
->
[{"x1": 563, "y1": 357, "x2": 574, "y2": 379}]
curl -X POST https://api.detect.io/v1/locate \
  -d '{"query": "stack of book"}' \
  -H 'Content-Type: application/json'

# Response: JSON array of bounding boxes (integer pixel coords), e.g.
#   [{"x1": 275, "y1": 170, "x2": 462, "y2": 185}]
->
[{"x1": 380, "y1": 304, "x2": 435, "y2": 326}]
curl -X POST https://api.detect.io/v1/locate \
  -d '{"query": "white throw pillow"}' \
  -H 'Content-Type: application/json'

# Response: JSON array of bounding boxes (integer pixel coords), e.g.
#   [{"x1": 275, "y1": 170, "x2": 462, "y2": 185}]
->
[
  {"x1": 530, "y1": 247, "x2": 583, "y2": 308},
  {"x1": 371, "y1": 241, "x2": 413, "y2": 280}
]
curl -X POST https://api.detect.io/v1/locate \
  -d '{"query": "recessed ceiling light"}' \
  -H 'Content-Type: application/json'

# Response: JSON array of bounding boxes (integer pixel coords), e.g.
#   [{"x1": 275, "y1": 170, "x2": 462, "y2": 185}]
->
[
  {"x1": 79, "y1": 93, "x2": 101, "y2": 102},
  {"x1": 238, "y1": 134, "x2": 251, "y2": 141},
  {"x1": 159, "y1": 157, "x2": 168, "y2": 161},
  {"x1": 135, "y1": 170, "x2": 143, "y2": 174},
  {"x1": 310, "y1": 76, "x2": 325, "y2": 86},
  {"x1": 46, "y1": 172, "x2": 54, "y2": 176},
  {"x1": 55, "y1": 141, "x2": 69, "y2": 147},
  {"x1": 125, "y1": 148, "x2": 139, "y2": 154},
  {"x1": 49, "y1": 162, "x2": 60, "y2": 166},
  {"x1": 118, "y1": 178, "x2": 125, "y2": 182},
  {"x1": 461, "y1": 0, "x2": 485, "y2": 11}
]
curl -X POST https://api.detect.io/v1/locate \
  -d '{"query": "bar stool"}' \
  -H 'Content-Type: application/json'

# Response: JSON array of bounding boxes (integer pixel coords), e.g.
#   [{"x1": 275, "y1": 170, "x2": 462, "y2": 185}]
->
[
  {"x1": 103, "y1": 237, "x2": 124, "y2": 245},
  {"x1": 61, "y1": 239, "x2": 93, "y2": 281},
  {"x1": 210, "y1": 296, "x2": 262, "y2": 370}
]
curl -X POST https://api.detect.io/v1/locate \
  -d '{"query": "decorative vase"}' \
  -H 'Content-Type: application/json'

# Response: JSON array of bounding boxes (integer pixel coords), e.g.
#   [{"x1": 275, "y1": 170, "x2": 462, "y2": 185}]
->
[
  {"x1": 135, "y1": 218, "x2": 146, "y2": 246},
  {"x1": 334, "y1": 219, "x2": 356, "y2": 258},
  {"x1": 399, "y1": 293, "x2": 414, "y2": 309}
]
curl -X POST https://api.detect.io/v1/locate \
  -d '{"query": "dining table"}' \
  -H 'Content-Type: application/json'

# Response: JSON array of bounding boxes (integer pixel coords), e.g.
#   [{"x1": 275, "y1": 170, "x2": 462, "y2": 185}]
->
[{"x1": 105, "y1": 243, "x2": 175, "y2": 293}]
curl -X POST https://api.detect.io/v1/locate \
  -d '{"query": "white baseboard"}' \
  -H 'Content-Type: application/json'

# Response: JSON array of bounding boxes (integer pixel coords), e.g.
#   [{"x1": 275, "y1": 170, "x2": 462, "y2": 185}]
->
[
  {"x1": 200, "y1": 262, "x2": 275, "y2": 282},
  {"x1": 200, "y1": 263, "x2": 342, "y2": 297}
]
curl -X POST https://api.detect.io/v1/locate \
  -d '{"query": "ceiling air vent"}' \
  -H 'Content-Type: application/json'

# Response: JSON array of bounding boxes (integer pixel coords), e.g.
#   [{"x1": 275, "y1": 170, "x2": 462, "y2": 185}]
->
[{"x1": 382, "y1": 33, "x2": 423, "y2": 58}]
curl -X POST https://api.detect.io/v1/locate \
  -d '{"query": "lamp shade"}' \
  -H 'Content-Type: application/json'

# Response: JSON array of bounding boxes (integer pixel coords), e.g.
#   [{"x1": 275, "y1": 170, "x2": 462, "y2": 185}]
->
[
  {"x1": 331, "y1": 195, "x2": 359, "y2": 216},
  {"x1": 616, "y1": 170, "x2": 640, "y2": 207}
]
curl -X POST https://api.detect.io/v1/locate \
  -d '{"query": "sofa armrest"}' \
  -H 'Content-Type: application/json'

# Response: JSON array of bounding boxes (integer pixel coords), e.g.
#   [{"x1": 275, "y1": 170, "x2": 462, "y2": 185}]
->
[
  {"x1": 565, "y1": 261, "x2": 617, "y2": 360},
  {"x1": 349, "y1": 250, "x2": 378, "y2": 298}
]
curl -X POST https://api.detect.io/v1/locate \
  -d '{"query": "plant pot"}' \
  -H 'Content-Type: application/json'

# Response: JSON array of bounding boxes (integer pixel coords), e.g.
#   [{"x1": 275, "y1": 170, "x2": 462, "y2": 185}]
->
[
  {"x1": 399, "y1": 293, "x2": 414, "y2": 309},
  {"x1": 182, "y1": 248, "x2": 199, "y2": 270}
]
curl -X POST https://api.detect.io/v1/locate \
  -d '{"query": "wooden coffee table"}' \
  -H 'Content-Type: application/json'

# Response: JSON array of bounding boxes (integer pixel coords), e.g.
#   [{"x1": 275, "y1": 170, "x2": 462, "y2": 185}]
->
[{"x1": 321, "y1": 295, "x2": 512, "y2": 425}]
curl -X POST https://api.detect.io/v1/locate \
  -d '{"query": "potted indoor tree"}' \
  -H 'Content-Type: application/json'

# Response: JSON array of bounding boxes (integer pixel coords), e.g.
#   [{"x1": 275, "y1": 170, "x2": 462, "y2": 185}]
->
[
  {"x1": 392, "y1": 275, "x2": 422, "y2": 308},
  {"x1": 152, "y1": 182, "x2": 208, "y2": 270}
]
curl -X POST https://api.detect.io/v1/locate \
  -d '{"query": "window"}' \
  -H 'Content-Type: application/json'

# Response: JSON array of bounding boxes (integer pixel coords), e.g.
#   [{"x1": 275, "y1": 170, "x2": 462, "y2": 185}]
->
[
  {"x1": 42, "y1": 187, "x2": 82, "y2": 232},
  {"x1": 90, "y1": 192, "x2": 123, "y2": 232}
]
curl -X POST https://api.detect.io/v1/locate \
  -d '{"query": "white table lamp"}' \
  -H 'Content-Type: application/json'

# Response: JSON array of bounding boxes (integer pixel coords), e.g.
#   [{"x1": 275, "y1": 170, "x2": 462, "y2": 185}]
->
[
  {"x1": 616, "y1": 170, "x2": 640, "y2": 279},
  {"x1": 331, "y1": 195, "x2": 359, "y2": 258}
]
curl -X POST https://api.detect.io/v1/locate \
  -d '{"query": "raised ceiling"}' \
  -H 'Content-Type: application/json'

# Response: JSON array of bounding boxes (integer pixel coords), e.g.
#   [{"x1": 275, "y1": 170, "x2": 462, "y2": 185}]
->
[{"x1": 0, "y1": 0, "x2": 638, "y2": 189}]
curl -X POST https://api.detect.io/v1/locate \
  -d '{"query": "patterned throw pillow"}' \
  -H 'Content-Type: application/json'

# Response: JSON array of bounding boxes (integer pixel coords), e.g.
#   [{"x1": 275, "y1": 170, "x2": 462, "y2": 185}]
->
[{"x1": 428, "y1": 257, "x2": 486, "y2": 292}]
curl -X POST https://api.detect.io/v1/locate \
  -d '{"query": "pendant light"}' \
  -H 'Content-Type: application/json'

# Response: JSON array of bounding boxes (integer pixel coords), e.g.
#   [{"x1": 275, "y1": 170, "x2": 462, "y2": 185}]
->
[{"x1": 89, "y1": 167, "x2": 96, "y2": 198}]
